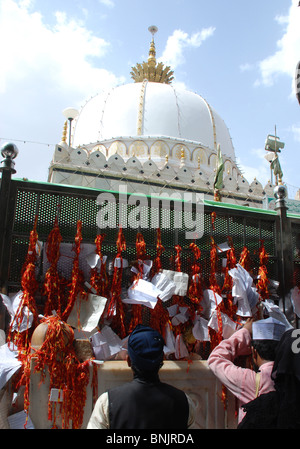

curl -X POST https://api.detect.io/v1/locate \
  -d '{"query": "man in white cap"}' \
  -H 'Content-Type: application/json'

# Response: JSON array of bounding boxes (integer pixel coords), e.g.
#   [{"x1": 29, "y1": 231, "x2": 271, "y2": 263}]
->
[{"x1": 208, "y1": 317, "x2": 286, "y2": 425}]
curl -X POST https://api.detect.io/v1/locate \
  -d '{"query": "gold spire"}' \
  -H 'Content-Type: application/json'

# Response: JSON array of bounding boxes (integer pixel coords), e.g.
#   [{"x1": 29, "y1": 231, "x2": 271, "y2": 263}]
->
[
  {"x1": 130, "y1": 26, "x2": 174, "y2": 84},
  {"x1": 61, "y1": 120, "x2": 68, "y2": 143}
]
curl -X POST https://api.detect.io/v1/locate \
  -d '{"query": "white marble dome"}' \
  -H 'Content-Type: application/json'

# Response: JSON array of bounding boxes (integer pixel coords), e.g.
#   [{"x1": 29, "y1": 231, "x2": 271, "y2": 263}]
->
[{"x1": 72, "y1": 81, "x2": 236, "y2": 162}]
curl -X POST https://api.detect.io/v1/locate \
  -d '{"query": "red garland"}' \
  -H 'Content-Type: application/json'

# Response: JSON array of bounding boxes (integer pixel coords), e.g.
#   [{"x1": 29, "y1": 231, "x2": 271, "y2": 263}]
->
[
  {"x1": 8, "y1": 217, "x2": 39, "y2": 353},
  {"x1": 150, "y1": 229, "x2": 170, "y2": 337},
  {"x1": 129, "y1": 233, "x2": 146, "y2": 332},
  {"x1": 239, "y1": 246, "x2": 252, "y2": 273},
  {"x1": 188, "y1": 243, "x2": 203, "y2": 309},
  {"x1": 151, "y1": 228, "x2": 164, "y2": 276},
  {"x1": 22, "y1": 315, "x2": 90, "y2": 429},
  {"x1": 222, "y1": 238, "x2": 237, "y2": 319},
  {"x1": 62, "y1": 220, "x2": 85, "y2": 322},
  {"x1": 90, "y1": 234, "x2": 109, "y2": 298},
  {"x1": 209, "y1": 238, "x2": 223, "y2": 349},
  {"x1": 211, "y1": 211, "x2": 216, "y2": 231},
  {"x1": 172, "y1": 245, "x2": 185, "y2": 307},
  {"x1": 107, "y1": 227, "x2": 126, "y2": 338},
  {"x1": 256, "y1": 240, "x2": 269, "y2": 301},
  {"x1": 174, "y1": 244, "x2": 182, "y2": 273},
  {"x1": 43, "y1": 218, "x2": 63, "y2": 316}
]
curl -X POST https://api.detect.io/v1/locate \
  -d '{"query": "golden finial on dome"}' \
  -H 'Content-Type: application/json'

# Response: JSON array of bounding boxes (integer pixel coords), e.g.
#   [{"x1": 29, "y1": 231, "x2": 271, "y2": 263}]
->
[
  {"x1": 130, "y1": 26, "x2": 174, "y2": 84},
  {"x1": 61, "y1": 120, "x2": 68, "y2": 143},
  {"x1": 180, "y1": 148, "x2": 186, "y2": 168},
  {"x1": 148, "y1": 26, "x2": 157, "y2": 68}
]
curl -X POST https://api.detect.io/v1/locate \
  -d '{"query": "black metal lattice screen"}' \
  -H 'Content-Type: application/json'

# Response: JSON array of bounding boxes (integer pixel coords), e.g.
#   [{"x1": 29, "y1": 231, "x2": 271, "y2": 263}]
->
[{"x1": 7, "y1": 180, "x2": 280, "y2": 295}]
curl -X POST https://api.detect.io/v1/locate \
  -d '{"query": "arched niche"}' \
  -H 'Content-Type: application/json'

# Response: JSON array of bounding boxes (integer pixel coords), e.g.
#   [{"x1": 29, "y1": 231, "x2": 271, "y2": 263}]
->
[
  {"x1": 209, "y1": 153, "x2": 217, "y2": 168},
  {"x1": 224, "y1": 160, "x2": 232, "y2": 176},
  {"x1": 108, "y1": 140, "x2": 127, "y2": 158},
  {"x1": 128, "y1": 140, "x2": 148, "y2": 158},
  {"x1": 91, "y1": 144, "x2": 107, "y2": 157},
  {"x1": 150, "y1": 141, "x2": 169, "y2": 158},
  {"x1": 192, "y1": 147, "x2": 208, "y2": 166},
  {"x1": 171, "y1": 144, "x2": 190, "y2": 161}
]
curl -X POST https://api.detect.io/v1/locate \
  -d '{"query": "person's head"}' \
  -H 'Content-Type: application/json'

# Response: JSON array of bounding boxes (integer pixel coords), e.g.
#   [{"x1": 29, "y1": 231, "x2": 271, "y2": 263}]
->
[
  {"x1": 251, "y1": 317, "x2": 286, "y2": 369},
  {"x1": 127, "y1": 325, "x2": 165, "y2": 378},
  {"x1": 272, "y1": 328, "x2": 300, "y2": 384}
]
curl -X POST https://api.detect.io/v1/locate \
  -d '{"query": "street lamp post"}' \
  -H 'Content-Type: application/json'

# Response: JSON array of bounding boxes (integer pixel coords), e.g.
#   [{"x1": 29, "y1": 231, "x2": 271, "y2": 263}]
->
[{"x1": 0, "y1": 143, "x2": 19, "y2": 330}]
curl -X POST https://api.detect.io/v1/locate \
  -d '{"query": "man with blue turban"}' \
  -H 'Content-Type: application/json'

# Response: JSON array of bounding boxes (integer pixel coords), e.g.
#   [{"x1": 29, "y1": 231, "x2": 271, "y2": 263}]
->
[{"x1": 88, "y1": 325, "x2": 195, "y2": 429}]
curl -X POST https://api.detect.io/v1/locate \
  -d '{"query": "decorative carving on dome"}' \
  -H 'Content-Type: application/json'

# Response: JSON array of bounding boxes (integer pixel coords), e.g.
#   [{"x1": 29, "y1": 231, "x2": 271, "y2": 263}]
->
[
  {"x1": 89, "y1": 148, "x2": 106, "y2": 169},
  {"x1": 108, "y1": 141, "x2": 127, "y2": 158},
  {"x1": 176, "y1": 165, "x2": 194, "y2": 183},
  {"x1": 92, "y1": 144, "x2": 107, "y2": 157},
  {"x1": 126, "y1": 156, "x2": 142, "y2": 174},
  {"x1": 263, "y1": 181, "x2": 275, "y2": 197},
  {"x1": 249, "y1": 178, "x2": 263, "y2": 195},
  {"x1": 131, "y1": 61, "x2": 174, "y2": 84},
  {"x1": 194, "y1": 169, "x2": 209, "y2": 187},
  {"x1": 53, "y1": 144, "x2": 70, "y2": 164},
  {"x1": 172, "y1": 144, "x2": 189, "y2": 161},
  {"x1": 130, "y1": 28, "x2": 174, "y2": 84},
  {"x1": 223, "y1": 174, "x2": 237, "y2": 192},
  {"x1": 129, "y1": 140, "x2": 148, "y2": 157},
  {"x1": 192, "y1": 148, "x2": 208, "y2": 166},
  {"x1": 107, "y1": 153, "x2": 125, "y2": 170},
  {"x1": 142, "y1": 159, "x2": 158, "y2": 175},
  {"x1": 224, "y1": 160, "x2": 232, "y2": 176},
  {"x1": 69, "y1": 147, "x2": 88, "y2": 166},
  {"x1": 150, "y1": 141, "x2": 169, "y2": 158},
  {"x1": 159, "y1": 163, "x2": 176, "y2": 181},
  {"x1": 208, "y1": 153, "x2": 217, "y2": 168},
  {"x1": 236, "y1": 175, "x2": 250, "y2": 193}
]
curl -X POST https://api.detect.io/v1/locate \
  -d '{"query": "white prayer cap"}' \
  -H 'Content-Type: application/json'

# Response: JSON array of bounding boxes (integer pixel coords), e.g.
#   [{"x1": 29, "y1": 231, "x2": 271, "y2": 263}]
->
[{"x1": 252, "y1": 317, "x2": 286, "y2": 341}]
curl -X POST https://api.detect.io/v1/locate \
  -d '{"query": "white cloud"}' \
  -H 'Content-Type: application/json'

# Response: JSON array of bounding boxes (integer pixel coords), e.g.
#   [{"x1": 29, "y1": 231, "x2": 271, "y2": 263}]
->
[
  {"x1": 290, "y1": 124, "x2": 300, "y2": 142},
  {"x1": 159, "y1": 27, "x2": 215, "y2": 69},
  {"x1": 239, "y1": 62, "x2": 256, "y2": 73},
  {"x1": 255, "y1": 0, "x2": 300, "y2": 92},
  {"x1": 0, "y1": 0, "x2": 123, "y2": 100},
  {"x1": 98, "y1": 0, "x2": 115, "y2": 7},
  {"x1": 237, "y1": 148, "x2": 271, "y2": 184}
]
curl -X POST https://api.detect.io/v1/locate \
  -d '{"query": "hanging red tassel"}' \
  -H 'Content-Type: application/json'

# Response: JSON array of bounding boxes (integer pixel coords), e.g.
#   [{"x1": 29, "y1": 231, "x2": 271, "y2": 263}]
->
[
  {"x1": 22, "y1": 315, "x2": 90, "y2": 429},
  {"x1": 90, "y1": 234, "x2": 109, "y2": 298},
  {"x1": 43, "y1": 218, "x2": 63, "y2": 316},
  {"x1": 221, "y1": 384, "x2": 228, "y2": 410},
  {"x1": 239, "y1": 246, "x2": 252, "y2": 273},
  {"x1": 62, "y1": 220, "x2": 85, "y2": 322},
  {"x1": 222, "y1": 238, "x2": 237, "y2": 319},
  {"x1": 256, "y1": 240, "x2": 269, "y2": 301},
  {"x1": 107, "y1": 227, "x2": 126, "y2": 338},
  {"x1": 8, "y1": 216, "x2": 39, "y2": 353},
  {"x1": 129, "y1": 232, "x2": 146, "y2": 332},
  {"x1": 174, "y1": 244, "x2": 182, "y2": 273},
  {"x1": 151, "y1": 228, "x2": 164, "y2": 276},
  {"x1": 209, "y1": 238, "x2": 223, "y2": 348},
  {"x1": 211, "y1": 211, "x2": 216, "y2": 231},
  {"x1": 150, "y1": 229, "x2": 170, "y2": 336},
  {"x1": 188, "y1": 243, "x2": 203, "y2": 309}
]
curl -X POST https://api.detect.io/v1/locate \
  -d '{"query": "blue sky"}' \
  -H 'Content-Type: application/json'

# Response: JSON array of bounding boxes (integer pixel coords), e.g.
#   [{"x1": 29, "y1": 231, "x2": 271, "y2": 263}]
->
[{"x1": 1, "y1": 0, "x2": 300, "y2": 198}]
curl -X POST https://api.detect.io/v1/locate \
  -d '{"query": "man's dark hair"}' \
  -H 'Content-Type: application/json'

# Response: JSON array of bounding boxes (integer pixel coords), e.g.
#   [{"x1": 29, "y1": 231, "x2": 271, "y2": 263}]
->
[{"x1": 252, "y1": 339, "x2": 279, "y2": 361}]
